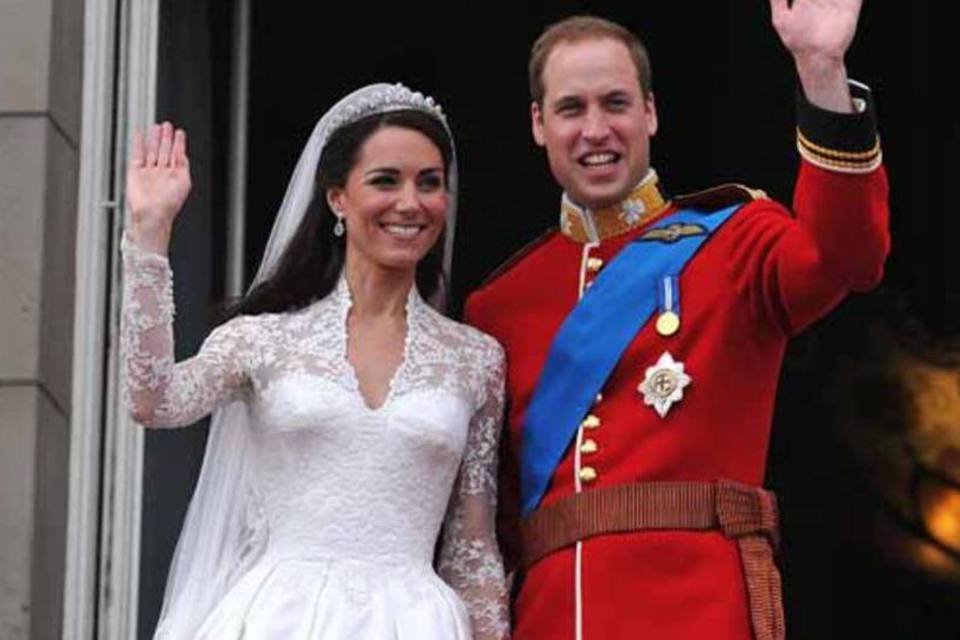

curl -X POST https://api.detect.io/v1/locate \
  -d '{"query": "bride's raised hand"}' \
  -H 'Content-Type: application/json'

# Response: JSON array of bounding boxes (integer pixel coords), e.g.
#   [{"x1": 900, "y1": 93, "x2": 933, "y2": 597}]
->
[{"x1": 125, "y1": 122, "x2": 192, "y2": 253}]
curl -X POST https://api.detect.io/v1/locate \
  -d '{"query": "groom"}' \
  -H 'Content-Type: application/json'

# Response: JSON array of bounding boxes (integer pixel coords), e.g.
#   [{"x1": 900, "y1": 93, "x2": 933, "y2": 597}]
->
[{"x1": 465, "y1": 2, "x2": 888, "y2": 639}]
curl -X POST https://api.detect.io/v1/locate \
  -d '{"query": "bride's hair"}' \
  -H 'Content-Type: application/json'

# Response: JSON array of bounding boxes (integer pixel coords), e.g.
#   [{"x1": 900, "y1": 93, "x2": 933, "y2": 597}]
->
[{"x1": 226, "y1": 109, "x2": 453, "y2": 320}]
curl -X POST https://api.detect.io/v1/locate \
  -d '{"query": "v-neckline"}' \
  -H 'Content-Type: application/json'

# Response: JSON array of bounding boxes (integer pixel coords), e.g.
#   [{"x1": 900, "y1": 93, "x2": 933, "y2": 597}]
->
[{"x1": 336, "y1": 276, "x2": 418, "y2": 413}]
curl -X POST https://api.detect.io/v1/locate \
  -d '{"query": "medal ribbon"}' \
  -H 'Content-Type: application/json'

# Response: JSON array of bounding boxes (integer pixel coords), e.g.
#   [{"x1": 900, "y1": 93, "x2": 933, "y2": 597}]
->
[{"x1": 521, "y1": 205, "x2": 742, "y2": 516}]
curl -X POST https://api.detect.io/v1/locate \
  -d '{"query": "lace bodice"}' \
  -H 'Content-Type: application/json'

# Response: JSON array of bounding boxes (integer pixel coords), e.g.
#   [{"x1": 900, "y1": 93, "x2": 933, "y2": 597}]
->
[{"x1": 121, "y1": 236, "x2": 509, "y2": 639}]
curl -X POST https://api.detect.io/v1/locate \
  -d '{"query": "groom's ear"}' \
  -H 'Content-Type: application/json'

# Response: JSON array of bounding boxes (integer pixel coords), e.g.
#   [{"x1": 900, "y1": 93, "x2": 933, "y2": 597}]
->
[{"x1": 531, "y1": 101, "x2": 546, "y2": 147}]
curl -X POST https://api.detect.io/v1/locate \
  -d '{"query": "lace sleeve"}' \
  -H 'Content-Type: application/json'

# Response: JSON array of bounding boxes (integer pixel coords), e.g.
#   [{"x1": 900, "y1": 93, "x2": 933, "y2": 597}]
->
[
  {"x1": 120, "y1": 234, "x2": 254, "y2": 428},
  {"x1": 438, "y1": 338, "x2": 510, "y2": 639}
]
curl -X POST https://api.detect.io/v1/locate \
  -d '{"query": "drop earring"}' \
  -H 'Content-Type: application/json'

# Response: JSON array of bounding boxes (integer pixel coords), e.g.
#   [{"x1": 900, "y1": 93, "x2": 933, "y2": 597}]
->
[{"x1": 333, "y1": 213, "x2": 345, "y2": 237}]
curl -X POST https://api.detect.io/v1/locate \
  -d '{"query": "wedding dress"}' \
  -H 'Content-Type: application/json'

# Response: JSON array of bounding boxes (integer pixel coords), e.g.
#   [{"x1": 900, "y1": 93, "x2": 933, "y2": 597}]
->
[{"x1": 121, "y1": 236, "x2": 509, "y2": 639}]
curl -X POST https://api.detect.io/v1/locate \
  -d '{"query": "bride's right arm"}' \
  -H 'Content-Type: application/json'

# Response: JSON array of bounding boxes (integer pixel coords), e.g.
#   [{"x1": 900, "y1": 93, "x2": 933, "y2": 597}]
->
[
  {"x1": 121, "y1": 236, "x2": 254, "y2": 428},
  {"x1": 121, "y1": 121, "x2": 253, "y2": 428}
]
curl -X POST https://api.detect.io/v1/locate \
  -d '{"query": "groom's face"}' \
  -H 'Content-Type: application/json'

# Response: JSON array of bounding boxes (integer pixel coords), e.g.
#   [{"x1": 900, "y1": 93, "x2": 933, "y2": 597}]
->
[{"x1": 531, "y1": 37, "x2": 658, "y2": 210}]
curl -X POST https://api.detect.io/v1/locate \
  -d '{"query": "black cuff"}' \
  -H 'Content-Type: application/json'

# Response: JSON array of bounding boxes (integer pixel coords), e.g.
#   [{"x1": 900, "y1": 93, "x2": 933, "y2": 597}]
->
[{"x1": 796, "y1": 81, "x2": 882, "y2": 174}]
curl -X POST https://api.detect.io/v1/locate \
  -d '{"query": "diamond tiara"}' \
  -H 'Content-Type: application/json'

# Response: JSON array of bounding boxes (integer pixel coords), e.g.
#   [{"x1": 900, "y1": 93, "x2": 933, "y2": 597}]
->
[{"x1": 322, "y1": 83, "x2": 448, "y2": 139}]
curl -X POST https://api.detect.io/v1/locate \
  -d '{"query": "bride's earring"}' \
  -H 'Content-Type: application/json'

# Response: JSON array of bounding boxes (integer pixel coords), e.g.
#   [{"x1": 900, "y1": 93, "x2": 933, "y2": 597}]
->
[{"x1": 333, "y1": 212, "x2": 345, "y2": 237}]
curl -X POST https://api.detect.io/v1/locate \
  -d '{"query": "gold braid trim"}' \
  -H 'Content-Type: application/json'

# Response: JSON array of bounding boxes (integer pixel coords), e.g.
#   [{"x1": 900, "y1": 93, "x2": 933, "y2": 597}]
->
[
  {"x1": 796, "y1": 129, "x2": 881, "y2": 160},
  {"x1": 796, "y1": 129, "x2": 883, "y2": 174}
]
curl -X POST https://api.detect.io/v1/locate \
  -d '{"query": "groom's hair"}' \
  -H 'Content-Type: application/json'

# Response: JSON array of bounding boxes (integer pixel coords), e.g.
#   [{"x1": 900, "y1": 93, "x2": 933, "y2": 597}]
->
[{"x1": 528, "y1": 15, "x2": 653, "y2": 106}]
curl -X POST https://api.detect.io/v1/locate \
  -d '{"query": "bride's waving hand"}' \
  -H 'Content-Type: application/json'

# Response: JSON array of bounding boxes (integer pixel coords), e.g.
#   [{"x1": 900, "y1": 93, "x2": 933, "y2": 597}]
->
[{"x1": 126, "y1": 122, "x2": 192, "y2": 254}]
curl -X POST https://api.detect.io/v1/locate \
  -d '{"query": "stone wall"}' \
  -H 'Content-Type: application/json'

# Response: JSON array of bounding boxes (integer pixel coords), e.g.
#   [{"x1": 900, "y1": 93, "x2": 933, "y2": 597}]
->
[{"x1": 0, "y1": 0, "x2": 84, "y2": 637}]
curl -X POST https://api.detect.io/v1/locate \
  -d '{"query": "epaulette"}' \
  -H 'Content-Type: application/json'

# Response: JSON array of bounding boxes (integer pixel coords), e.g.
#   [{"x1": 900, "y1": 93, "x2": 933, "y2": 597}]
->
[
  {"x1": 475, "y1": 228, "x2": 558, "y2": 290},
  {"x1": 672, "y1": 183, "x2": 767, "y2": 211}
]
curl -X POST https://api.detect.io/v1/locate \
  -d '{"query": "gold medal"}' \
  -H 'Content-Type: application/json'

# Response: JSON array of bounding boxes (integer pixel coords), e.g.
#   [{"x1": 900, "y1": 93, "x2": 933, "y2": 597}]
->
[{"x1": 656, "y1": 310, "x2": 680, "y2": 337}]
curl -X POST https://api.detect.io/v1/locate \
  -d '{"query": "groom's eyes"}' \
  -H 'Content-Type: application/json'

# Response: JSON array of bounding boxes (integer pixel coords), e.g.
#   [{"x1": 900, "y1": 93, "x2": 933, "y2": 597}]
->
[
  {"x1": 552, "y1": 92, "x2": 633, "y2": 117},
  {"x1": 554, "y1": 98, "x2": 585, "y2": 116},
  {"x1": 603, "y1": 93, "x2": 631, "y2": 111}
]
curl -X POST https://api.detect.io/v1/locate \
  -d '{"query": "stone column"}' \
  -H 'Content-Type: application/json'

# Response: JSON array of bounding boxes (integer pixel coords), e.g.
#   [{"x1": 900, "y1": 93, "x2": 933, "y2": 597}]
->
[{"x1": 0, "y1": 0, "x2": 84, "y2": 638}]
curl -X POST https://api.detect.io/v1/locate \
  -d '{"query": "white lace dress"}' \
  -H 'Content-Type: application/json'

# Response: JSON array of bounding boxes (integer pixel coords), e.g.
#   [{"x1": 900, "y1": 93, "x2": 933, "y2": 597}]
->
[{"x1": 121, "y1": 237, "x2": 510, "y2": 639}]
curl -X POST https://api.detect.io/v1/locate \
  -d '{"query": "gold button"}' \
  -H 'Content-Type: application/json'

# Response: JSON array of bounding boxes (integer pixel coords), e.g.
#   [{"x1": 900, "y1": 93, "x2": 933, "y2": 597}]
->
[
  {"x1": 579, "y1": 466, "x2": 598, "y2": 482},
  {"x1": 586, "y1": 257, "x2": 604, "y2": 272},
  {"x1": 581, "y1": 414, "x2": 601, "y2": 429},
  {"x1": 580, "y1": 439, "x2": 598, "y2": 454}
]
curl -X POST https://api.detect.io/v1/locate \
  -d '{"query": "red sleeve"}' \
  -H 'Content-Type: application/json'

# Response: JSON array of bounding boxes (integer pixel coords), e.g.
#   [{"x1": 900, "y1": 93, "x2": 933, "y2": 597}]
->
[
  {"x1": 780, "y1": 161, "x2": 888, "y2": 335},
  {"x1": 730, "y1": 82, "x2": 891, "y2": 335}
]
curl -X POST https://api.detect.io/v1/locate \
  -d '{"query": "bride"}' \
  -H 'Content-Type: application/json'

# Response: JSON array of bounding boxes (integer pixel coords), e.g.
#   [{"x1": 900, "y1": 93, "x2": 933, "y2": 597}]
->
[{"x1": 121, "y1": 84, "x2": 509, "y2": 639}]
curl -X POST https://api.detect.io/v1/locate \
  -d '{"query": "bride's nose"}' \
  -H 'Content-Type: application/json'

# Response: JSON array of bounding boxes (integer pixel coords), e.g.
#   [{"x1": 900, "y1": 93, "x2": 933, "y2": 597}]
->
[{"x1": 394, "y1": 181, "x2": 421, "y2": 215}]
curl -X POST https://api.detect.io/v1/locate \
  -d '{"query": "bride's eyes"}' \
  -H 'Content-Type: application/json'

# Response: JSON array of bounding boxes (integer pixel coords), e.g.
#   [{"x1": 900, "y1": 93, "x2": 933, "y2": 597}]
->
[
  {"x1": 367, "y1": 173, "x2": 398, "y2": 187},
  {"x1": 364, "y1": 170, "x2": 444, "y2": 192},
  {"x1": 417, "y1": 172, "x2": 444, "y2": 191}
]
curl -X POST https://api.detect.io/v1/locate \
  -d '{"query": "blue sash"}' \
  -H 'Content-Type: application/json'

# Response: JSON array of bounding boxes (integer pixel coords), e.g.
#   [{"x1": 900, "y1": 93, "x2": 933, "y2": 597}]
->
[{"x1": 520, "y1": 205, "x2": 742, "y2": 516}]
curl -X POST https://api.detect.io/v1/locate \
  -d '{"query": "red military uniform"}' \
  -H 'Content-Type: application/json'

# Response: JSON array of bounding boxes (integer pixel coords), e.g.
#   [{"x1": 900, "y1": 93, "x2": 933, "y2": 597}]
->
[{"x1": 464, "y1": 87, "x2": 889, "y2": 639}]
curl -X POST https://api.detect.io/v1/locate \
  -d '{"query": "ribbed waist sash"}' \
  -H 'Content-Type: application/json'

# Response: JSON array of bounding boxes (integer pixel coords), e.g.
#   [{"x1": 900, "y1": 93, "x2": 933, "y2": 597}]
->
[{"x1": 519, "y1": 480, "x2": 784, "y2": 640}]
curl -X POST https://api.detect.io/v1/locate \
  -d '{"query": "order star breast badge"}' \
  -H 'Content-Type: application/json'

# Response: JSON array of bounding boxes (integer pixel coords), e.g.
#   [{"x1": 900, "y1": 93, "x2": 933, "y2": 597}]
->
[{"x1": 639, "y1": 351, "x2": 692, "y2": 418}]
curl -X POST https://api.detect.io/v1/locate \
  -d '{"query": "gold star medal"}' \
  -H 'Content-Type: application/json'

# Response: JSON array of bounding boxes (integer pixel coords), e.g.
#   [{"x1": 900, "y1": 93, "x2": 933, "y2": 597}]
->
[{"x1": 639, "y1": 351, "x2": 692, "y2": 418}]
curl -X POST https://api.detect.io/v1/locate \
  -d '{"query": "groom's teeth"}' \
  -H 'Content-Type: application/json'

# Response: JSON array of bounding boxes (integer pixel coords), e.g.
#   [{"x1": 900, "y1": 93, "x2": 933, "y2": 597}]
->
[{"x1": 581, "y1": 152, "x2": 617, "y2": 166}]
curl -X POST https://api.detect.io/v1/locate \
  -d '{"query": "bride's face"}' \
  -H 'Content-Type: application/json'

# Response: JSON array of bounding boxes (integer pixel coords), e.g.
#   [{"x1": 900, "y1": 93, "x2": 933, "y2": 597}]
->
[{"x1": 328, "y1": 125, "x2": 448, "y2": 273}]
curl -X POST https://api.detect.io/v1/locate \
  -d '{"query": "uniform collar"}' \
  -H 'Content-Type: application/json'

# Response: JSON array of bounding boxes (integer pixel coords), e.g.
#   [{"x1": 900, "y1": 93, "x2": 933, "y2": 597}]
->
[{"x1": 559, "y1": 169, "x2": 671, "y2": 244}]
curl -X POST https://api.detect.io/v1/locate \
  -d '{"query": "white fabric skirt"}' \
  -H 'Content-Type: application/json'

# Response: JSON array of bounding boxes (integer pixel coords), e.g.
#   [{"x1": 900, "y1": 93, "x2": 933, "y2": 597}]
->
[{"x1": 189, "y1": 554, "x2": 472, "y2": 639}]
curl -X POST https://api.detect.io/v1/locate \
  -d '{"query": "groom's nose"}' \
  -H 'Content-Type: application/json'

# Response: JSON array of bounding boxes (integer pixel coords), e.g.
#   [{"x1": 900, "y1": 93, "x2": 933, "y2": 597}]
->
[{"x1": 582, "y1": 106, "x2": 612, "y2": 142}]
